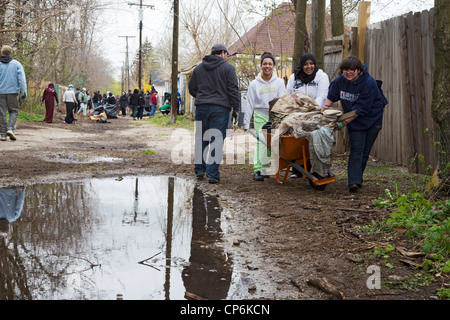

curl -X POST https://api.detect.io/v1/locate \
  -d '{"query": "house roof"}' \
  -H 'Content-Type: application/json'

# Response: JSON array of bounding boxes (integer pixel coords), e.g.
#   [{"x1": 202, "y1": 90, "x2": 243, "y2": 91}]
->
[{"x1": 229, "y1": 2, "x2": 335, "y2": 57}]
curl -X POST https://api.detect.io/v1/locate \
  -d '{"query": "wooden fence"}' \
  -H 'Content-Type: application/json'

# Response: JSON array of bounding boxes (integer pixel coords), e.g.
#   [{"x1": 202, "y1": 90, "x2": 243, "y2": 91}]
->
[{"x1": 325, "y1": 8, "x2": 437, "y2": 174}]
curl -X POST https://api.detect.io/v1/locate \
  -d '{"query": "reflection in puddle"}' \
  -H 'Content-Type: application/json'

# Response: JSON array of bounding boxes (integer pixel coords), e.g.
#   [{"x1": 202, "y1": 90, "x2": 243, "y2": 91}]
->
[{"x1": 0, "y1": 176, "x2": 248, "y2": 300}]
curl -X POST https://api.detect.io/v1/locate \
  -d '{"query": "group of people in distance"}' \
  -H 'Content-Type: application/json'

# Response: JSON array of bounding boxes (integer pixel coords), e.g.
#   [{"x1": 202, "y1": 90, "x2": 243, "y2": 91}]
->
[{"x1": 189, "y1": 43, "x2": 387, "y2": 193}]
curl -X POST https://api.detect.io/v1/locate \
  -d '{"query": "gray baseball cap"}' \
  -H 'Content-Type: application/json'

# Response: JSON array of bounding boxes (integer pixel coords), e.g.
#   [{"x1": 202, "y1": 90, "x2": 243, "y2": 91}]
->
[{"x1": 211, "y1": 43, "x2": 229, "y2": 55}]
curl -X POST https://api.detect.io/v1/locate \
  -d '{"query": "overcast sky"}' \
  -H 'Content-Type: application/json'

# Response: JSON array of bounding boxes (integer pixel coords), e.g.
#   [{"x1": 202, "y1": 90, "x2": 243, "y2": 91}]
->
[{"x1": 95, "y1": 0, "x2": 435, "y2": 78}]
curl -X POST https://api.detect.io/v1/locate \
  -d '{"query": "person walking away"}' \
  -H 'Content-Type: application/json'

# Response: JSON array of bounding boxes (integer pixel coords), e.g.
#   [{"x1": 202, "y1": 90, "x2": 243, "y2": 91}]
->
[
  {"x1": 93, "y1": 90, "x2": 101, "y2": 109},
  {"x1": 150, "y1": 90, "x2": 158, "y2": 117},
  {"x1": 286, "y1": 53, "x2": 330, "y2": 178},
  {"x1": 63, "y1": 84, "x2": 77, "y2": 124},
  {"x1": 138, "y1": 90, "x2": 145, "y2": 119},
  {"x1": 74, "y1": 88, "x2": 81, "y2": 113},
  {"x1": 87, "y1": 90, "x2": 92, "y2": 114},
  {"x1": 144, "y1": 90, "x2": 151, "y2": 113},
  {"x1": 243, "y1": 52, "x2": 286, "y2": 181},
  {"x1": 77, "y1": 88, "x2": 88, "y2": 116},
  {"x1": 0, "y1": 45, "x2": 27, "y2": 141},
  {"x1": 119, "y1": 92, "x2": 128, "y2": 116},
  {"x1": 42, "y1": 82, "x2": 58, "y2": 123},
  {"x1": 325, "y1": 55, "x2": 387, "y2": 193},
  {"x1": 126, "y1": 89, "x2": 132, "y2": 115},
  {"x1": 129, "y1": 89, "x2": 140, "y2": 120},
  {"x1": 188, "y1": 43, "x2": 240, "y2": 184}
]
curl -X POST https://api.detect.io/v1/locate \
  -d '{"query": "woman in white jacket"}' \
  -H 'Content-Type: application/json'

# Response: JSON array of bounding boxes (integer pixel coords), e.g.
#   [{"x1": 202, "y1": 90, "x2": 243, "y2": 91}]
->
[
  {"x1": 287, "y1": 53, "x2": 329, "y2": 107},
  {"x1": 63, "y1": 84, "x2": 77, "y2": 124},
  {"x1": 286, "y1": 53, "x2": 330, "y2": 178},
  {"x1": 244, "y1": 52, "x2": 286, "y2": 181}
]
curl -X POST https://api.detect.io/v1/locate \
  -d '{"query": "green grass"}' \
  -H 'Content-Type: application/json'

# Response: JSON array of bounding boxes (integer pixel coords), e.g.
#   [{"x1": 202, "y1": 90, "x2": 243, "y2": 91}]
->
[
  {"x1": 18, "y1": 111, "x2": 44, "y2": 123},
  {"x1": 136, "y1": 113, "x2": 194, "y2": 130}
]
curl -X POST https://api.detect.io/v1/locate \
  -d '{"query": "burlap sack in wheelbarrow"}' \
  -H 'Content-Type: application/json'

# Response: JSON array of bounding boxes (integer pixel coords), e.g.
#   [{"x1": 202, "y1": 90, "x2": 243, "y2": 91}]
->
[{"x1": 269, "y1": 93, "x2": 342, "y2": 177}]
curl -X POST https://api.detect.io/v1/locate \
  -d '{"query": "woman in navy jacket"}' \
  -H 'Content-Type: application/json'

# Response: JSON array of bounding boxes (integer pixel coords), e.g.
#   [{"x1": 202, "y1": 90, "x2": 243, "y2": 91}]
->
[{"x1": 325, "y1": 55, "x2": 387, "y2": 193}]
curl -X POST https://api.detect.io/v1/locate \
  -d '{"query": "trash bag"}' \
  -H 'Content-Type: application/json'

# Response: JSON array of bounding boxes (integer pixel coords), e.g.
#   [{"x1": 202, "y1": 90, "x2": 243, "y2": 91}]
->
[{"x1": 104, "y1": 103, "x2": 117, "y2": 119}]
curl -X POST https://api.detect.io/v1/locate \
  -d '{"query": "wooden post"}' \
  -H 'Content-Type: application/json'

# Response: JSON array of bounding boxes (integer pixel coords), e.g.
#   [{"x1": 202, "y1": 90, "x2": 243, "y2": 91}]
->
[
  {"x1": 357, "y1": 1, "x2": 371, "y2": 62},
  {"x1": 170, "y1": 0, "x2": 179, "y2": 123}
]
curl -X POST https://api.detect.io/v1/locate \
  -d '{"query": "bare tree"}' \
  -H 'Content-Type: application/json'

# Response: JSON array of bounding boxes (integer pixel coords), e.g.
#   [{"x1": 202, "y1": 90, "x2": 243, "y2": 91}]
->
[
  {"x1": 292, "y1": 0, "x2": 307, "y2": 70},
  {"x1": 311, "y1": 0, "x2": 325, "y2": 68},
  {"x1": 330, "y1": 0, "x2": 344, "y2": 36},
  {"x1": 0, "y1": 0, "x2": 112, "y2": 106}
]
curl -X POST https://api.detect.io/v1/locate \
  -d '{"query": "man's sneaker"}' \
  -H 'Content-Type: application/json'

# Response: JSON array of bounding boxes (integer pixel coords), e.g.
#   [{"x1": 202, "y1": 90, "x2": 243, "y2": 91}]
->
[
  {"x1": 6, "y1": 130, "x2": 16, "y2": 141},
  {"x1": 196, "y1": 173, "x2": 204, "y2": 180},
  {"x1": 1, "y1": 136, "x2": 6, "y2": 141},
  {"x1": 208, "y1": 177, "x2": 219, "y2": 184},
  {"x1": 253, "y1": 171, "x2": 264, "y2": 181}
]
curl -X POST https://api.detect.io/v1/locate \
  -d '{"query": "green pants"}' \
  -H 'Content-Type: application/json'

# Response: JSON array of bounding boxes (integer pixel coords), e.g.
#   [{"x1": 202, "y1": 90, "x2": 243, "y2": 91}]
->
[{"x1": 253, "y1": 112, "x2": 272, "y2": 173}]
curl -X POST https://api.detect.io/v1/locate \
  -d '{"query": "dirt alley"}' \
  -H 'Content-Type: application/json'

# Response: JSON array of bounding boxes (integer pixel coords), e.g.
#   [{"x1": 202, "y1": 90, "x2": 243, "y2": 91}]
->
[{"x1": 0, "y1": 108, "x2": 443, "y2": 300}]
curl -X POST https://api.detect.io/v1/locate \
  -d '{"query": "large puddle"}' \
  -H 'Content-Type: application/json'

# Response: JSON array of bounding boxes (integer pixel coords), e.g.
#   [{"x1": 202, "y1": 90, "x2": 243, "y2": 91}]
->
[{"x1": 0, "y1": 176, "x2": 249, "y2": 300}]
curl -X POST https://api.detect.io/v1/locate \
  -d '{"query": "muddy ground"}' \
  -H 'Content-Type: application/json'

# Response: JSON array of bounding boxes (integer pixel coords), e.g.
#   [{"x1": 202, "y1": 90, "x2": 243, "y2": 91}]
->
[{"x1": 0, "y1": 107, "x2": 445, "y2": 300}]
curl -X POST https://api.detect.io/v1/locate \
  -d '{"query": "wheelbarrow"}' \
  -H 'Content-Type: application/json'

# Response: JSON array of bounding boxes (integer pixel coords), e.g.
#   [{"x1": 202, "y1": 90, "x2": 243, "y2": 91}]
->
[{"x1": 249, "y1": 129, "x2": 336, "y2": 191}]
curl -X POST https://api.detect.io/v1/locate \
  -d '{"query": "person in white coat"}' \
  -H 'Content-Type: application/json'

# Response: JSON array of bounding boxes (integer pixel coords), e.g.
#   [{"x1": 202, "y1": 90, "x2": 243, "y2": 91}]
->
[
  {"x1": 287, "y1": 53, "x2": 329, "y2": 107},
  {"x1": 286, "y1": 53, "x2": 330, "y2": 178},
  {"x1": 63, "y1": 85, "x2": 77, "y2": 124},
  {"x1": 244, "y1": 52, "x2": 286, "y2": 181}
]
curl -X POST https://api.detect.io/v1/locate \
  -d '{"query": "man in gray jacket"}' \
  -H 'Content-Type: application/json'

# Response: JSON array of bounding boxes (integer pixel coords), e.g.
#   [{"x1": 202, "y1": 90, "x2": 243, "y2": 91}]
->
[
  {"x1": 188, "y1": 43, "x2": 240, "y2": 184},
  {"x1": 0, "y1": 45, "x2": 27, "y2": 141}
]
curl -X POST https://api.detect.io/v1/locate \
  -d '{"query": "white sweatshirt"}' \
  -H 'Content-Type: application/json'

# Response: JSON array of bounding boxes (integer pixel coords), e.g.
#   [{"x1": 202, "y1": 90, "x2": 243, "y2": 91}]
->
[
  {"x1": 286, "y1": 69, "x2": 329, "y2": 107},
  {"x1": 243, "y1": 73, "x2": 286, "y2": 130}
]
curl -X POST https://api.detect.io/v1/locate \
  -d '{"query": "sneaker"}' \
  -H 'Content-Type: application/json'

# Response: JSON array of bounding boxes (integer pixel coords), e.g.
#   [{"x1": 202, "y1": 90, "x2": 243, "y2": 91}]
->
[
  {"x1": 208, "y1": 177, "x2": 219, "y2": 184},
  {"x1": 1, "y1": 136, "x2": 6, "y2": 141},
  {"x1": 253, "y1": 171, "x2": 264, "y2": 181},
  {"x1": 349, "y1": 184, "x2": 360, "y2": 193},
  {"x1": 6, "y1": 130, "x2": 16, "y2": 141},
  {"x1": 196, "y1": 173, "x2": 204, "y2": 180}
]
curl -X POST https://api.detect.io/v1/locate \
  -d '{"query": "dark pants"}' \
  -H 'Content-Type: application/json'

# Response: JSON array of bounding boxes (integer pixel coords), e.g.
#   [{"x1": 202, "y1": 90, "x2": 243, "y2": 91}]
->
[
  {"x1": 138, "y1": 106, "x2": 144, "y2": 119},
  {"x1": 194, "y1": 105, "x2": 230, "y2": 181},
  {"x1": 64, "y1": 102, "x2": 75, "y2": 124},
  {"x1": 131, "y1": 105, "x2": 138, "y2": 119},
  {"x1": 347, "y1": 125, "x2": 382, "y2": 186}
]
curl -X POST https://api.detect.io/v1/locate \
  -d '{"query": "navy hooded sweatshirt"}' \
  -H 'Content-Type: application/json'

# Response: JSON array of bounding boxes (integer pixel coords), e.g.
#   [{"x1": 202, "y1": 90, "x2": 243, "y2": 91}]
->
[
  {"x1": 327, "y1": 65, "x2": 386, "y2": 131},
  {"x1": 188, "y1": 54, "x2": 240, "y2": 113}
]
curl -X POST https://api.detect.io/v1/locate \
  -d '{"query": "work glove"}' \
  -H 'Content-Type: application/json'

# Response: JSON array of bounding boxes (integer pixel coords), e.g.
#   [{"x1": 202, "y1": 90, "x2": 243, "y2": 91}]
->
[
  {"x1": 335, "y1": 121, "x2": 346, "y2": 130},
  {"x1": 21, "y1": 93, "x2": 27, "y2": 101}
]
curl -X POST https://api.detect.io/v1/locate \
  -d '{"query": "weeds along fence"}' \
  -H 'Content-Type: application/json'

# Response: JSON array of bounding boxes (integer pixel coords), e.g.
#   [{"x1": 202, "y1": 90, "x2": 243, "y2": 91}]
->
[{"x1": 325, "y1": 9, "x2": 437, "y2": 174}]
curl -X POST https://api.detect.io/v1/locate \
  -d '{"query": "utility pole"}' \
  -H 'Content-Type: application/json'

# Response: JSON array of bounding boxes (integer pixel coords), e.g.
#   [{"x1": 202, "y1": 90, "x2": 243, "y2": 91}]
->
[
  {"x1": 128, "y1": 1, "x2": 154, "y2": 91},
  {"x1": 119, "y1": 35, "x2": 135, "y2": 91},
  {"x1": 170, "y1": 0, "x2": 179, "y2": 123}
]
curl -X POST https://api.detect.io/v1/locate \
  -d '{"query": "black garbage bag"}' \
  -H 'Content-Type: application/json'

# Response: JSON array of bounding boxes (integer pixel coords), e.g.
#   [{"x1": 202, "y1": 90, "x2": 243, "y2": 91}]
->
[
  {"x1": 92, "y1": 105, "x2": 104, "y2": 115},
  {"x1": 104, "y1": 103, "x2": 117, "y2": 119}
]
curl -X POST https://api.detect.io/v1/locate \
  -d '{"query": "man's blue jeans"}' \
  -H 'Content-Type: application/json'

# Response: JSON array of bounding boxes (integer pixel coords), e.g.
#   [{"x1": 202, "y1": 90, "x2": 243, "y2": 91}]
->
[
  {"x1": 347, "y1": 125, "x2": 382, "y2": 187},
  {"x1": 194, "y1": 105, "x2": 230, "y2": 181},
  {"x1": 0, "y1": 94, "x2": 19, "y2": 137},
  {"x1": 150, "y1": 103, "x2": 156, "y2": 117}
]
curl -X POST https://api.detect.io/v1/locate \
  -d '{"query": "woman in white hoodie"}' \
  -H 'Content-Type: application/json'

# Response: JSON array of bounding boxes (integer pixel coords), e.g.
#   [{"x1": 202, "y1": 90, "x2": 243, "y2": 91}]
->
[
  {"x1": 287, "y1": 53, "x2": 330, "y2": 178},
  {"x1": 287, "y1": 53, "x2": 329, "y2": 107},
  {"x1": 244, "y1": 52, "x2": 286, "y2": 181}
]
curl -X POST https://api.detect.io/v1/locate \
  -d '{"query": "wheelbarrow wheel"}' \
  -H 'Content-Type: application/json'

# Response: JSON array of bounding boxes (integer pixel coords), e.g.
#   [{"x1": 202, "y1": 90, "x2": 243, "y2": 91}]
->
[{"x1": 308, "y1": 172, "x2": 327, "y2": 191}]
